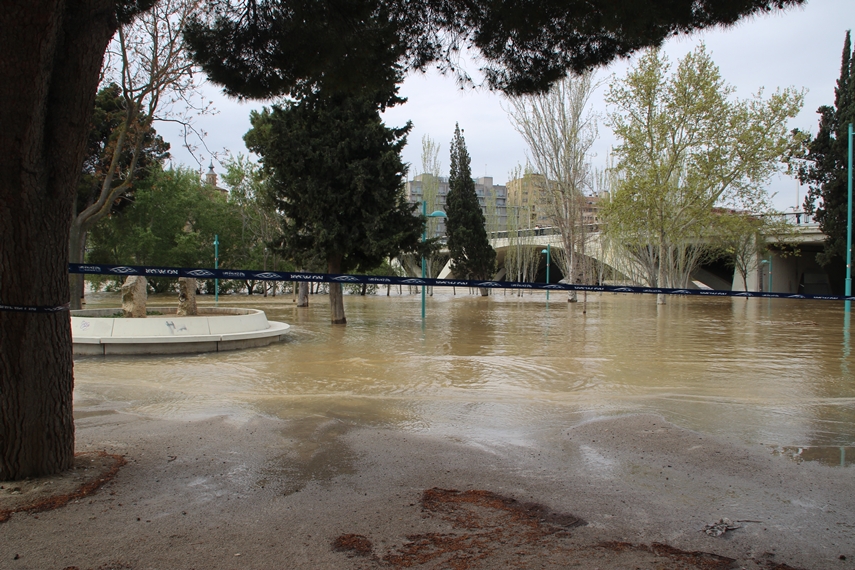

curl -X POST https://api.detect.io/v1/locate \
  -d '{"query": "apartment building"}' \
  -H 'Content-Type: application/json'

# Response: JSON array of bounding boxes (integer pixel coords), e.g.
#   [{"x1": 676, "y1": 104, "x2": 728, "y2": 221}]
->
[
  {"x1": 506, "y1": 173, "x2": 603, "y2": 230},
  {"x1": 405, "y1": 174, "x2": 508, "y2": 237}
]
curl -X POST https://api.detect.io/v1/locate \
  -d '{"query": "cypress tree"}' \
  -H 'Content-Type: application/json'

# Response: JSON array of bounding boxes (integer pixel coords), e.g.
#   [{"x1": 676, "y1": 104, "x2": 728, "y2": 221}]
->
[
  {"x1": 445, "y1": 124, "x2": 496, "y2": 291},
  {"x1": 800, "y1": 31, "x2": 855, "y2": 266}
]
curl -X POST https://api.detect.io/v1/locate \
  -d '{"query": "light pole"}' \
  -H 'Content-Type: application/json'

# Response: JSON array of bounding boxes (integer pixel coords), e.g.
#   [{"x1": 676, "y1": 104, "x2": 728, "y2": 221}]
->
[
  {"x1": 422, "y1": 200, "x2": 447, "y2": 320},
  {"x1": 214, "y1": 234, "x2": 219, "y2": 305},
  {"x1": 541, "y1": 244, "x2": 551, "y2": 301},
  {"x1": 760, "y1": 256, "x2": 772, "y2": 293},
  {"x1": 846, "y1": 122, "x2": 852, "y2": 299}
]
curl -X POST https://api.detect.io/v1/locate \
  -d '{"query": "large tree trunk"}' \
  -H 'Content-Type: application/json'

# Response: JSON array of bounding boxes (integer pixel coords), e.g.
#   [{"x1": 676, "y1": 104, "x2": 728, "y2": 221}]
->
[
  {"x1": 0, "y1": 0, "x2": 119, "y2": 480},
  {"x1": 327, "y1": 255, "x2": 346, "y2": 325}
]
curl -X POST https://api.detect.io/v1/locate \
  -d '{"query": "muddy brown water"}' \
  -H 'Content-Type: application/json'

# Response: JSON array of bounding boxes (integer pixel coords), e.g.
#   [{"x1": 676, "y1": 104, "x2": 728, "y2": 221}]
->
[{"x1": 73, "y1": 290, "x2": 855, "y2": 466}]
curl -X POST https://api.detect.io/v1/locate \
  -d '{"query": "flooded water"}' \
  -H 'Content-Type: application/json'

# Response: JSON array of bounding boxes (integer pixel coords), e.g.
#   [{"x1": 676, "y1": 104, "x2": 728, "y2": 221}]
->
[{"x1": 73, "y1": 290, "x2": 855, "y2": 464}]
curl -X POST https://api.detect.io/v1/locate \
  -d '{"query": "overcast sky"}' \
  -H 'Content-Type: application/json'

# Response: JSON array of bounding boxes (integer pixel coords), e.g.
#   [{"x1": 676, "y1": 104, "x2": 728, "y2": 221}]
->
[{"x1": 159, "y1": 0, "x2": 855, "y2": 212}]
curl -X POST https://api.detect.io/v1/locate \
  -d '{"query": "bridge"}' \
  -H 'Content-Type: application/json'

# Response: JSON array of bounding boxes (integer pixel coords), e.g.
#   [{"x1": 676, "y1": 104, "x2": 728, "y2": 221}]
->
[{"x1": 435, "y1": 212, "x2": 833, "y2": 295}]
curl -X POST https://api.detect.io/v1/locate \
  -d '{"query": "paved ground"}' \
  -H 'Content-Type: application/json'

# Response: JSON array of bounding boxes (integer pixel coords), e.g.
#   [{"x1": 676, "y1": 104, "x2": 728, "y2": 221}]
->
[{"x1": 1, "y1": 413, "x2": 853, "y2": 570}]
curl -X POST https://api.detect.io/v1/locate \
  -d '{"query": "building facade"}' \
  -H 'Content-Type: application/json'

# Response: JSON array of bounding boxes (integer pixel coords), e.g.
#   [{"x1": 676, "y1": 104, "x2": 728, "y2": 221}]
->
[{"x1": 405, "y1": 174, "x2": 507, "y2": 237}]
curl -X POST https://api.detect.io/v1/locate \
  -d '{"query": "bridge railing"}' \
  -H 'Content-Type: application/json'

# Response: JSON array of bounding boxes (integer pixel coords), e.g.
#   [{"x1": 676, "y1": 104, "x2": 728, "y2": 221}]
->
[
  {"x1": 488, "y1": 224, "x2": 600, "y2": 240},
  {"x1": 762, "y1": 211, "x2": 819, "y2": 226}
]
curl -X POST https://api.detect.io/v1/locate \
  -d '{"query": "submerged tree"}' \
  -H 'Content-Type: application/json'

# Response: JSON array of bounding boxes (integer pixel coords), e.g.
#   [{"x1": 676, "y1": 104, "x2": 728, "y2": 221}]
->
[
  {"x1": 602, "y1": 46, "x2": 803, "y2": 303},
  {"x1": 506, "y1": 73, "x2": 599, "y2": 301},
  {"x1": 794, "y1": 31, "x2": 855, "y2": 267},
  {"x1": 445, "y1": 124, "x2": 496, "y2": 291},
  {"x1": 245, "y1": 87, "x2": 424, "y2": 324}
]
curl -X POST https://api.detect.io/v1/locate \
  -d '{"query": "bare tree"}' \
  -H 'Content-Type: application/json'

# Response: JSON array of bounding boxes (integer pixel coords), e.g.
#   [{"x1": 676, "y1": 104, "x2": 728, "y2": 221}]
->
[
  {"x1": 506, "y1": 73, "x2": 599, "y2": 302},
  {"x1": 69, "y1": 0, "x2": 207, "y2": 308}
]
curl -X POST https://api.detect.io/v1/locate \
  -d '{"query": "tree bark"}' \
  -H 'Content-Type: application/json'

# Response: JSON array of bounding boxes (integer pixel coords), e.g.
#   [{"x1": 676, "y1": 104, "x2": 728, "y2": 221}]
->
[
  {"x1": 0, "y1": 0, "x2": 120, "y2": 480},
  {"x1": 327, "y1": 255, "x2": 346, "y2": 324},
  {"x1": 297, "y1": 281, "x2": 309, "y2": 307}
]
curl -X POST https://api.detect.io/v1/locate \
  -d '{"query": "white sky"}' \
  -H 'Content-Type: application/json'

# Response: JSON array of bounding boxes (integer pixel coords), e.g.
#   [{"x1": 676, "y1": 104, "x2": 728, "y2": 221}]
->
[{"x1": 160, "y1": 0, "x2": 855, "y2": 212}]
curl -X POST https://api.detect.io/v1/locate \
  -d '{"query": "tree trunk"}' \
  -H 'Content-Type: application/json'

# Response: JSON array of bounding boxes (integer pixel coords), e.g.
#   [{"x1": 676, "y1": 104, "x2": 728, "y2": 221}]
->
[
  {"x1": 297, "y1": 282, "x2": 309, "y2": 307},
  {"x1": 0, "y1": 0, "x2": 119, "y2": 480},
  {"x1": 328, "y1": 255, "x2": 346, "y2": 324}
]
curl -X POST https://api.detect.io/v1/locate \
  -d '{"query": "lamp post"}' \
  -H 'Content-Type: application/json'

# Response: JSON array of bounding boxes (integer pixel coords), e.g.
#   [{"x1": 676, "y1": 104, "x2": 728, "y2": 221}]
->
[
  {"x1": 760, "y1": 256, "x2": 772, "y2": 293},
  {"x1": 541, "y1": 244, "x2": 550, "y2": 301},
  {"x1": 214, "y1": 234, "x2": 219, "y2": 305},
  {"x1": 422, "y1": 200, "x2": 447, "y2": 320},
  {"x1": 846, "y1": 122, "x2": 852, "y2": 299}
]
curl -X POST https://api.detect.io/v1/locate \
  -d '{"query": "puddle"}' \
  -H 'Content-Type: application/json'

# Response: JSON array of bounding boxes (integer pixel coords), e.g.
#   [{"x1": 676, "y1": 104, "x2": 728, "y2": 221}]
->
[{"x1": 772, "y1": 445, "x2": 855, "y2": 467}]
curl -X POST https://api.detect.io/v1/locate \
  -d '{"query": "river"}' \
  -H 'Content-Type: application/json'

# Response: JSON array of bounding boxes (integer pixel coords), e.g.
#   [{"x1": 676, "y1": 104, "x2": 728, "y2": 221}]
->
[{"x1": 73, "y1": 289, "x2": 855, "y2": 465}]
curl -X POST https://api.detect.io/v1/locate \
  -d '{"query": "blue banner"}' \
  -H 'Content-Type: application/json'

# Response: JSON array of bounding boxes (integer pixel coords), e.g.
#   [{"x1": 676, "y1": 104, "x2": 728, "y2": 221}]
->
[{"x1": 68, "y1": 263, "x2": 855, "y2": 302}]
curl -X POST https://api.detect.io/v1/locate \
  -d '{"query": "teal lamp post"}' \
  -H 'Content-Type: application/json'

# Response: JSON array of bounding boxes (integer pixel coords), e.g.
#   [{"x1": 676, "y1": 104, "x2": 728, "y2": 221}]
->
[
  {"x1": 541, "y1": 244, "x2": 551, "y2": 300},
  {"x1": 422, "y1": 201, "x2": 447, "y2": 320},
  {"x1": 846, "y1": 123, "x2": 853, "y2": 300},
  {"x1": 760, "y1": 256, "x2": 772, "y2": 293},
  {"x1": 214, "y1": 234, "x2": 219, "y2": 305}
]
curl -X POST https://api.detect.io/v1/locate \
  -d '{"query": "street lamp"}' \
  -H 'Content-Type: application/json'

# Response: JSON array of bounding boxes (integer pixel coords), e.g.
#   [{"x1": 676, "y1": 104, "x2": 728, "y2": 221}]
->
[
  {"x1": 541, "y1": 244, "x2": 550, "y2": 301},
  {"x1": 422, "y1": 201, "x2": 447, "y2": 320},
  {"x1": 760, "y1": 256, "x2": 772, "y2": 293},
  {"x1": 846, "y1": 122, "x2": 853, "y2": 299},
  {"x1": 214, "y1": 234, "x2": 219, "y2": 305}
]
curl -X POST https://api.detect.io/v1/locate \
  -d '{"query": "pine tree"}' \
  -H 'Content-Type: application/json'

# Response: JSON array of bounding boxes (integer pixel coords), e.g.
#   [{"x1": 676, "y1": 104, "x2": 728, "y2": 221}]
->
[
  {"x1": 445, "y1": 124, "x2": 496, "y2": 291},
  {"x1": 245, "y1": 87, "x2": 424, "y2": 324},
  {"x1": 799, "y1": 31, "x2": 855, "y2": 266}
]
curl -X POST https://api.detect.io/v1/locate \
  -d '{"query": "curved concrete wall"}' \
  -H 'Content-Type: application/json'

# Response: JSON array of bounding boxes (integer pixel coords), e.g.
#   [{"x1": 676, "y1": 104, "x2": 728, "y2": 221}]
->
[{"x1": 71, "y1": 307, "x2": 289, "y2": 356}]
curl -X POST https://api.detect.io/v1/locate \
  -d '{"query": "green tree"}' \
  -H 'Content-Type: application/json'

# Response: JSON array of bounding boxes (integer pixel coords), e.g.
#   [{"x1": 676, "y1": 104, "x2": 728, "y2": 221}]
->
[
  {"x1": 506, "y1": 72, "x2": 599, "y2": 301},
  {"x1": 70, "y1": 0, "x2": 203, "y2": 309},
  {"x1": 445, "y1": 124, "x2": 496, "y2": 292},
  {"x1": 186, "y1": 0, "x2": 806, "y2": 99},
  {"x1": 245, "y1": 87, "x2": 425, "y2": 324},
  {"x1": 796, "y1": 31, "x2": 855, "y2": 267},
  {"x1": 87, "y1": 166, "x2": 242, "y2": 293},
  {"x1": 603, "y1": 46, "x2": 803, "y2": 303},
  {"x1": 221, "y1": 155, "x2": 287, "y2": 295},
  {"x1": 74, "y1": 83, "x2": 170, "y2": 298}
]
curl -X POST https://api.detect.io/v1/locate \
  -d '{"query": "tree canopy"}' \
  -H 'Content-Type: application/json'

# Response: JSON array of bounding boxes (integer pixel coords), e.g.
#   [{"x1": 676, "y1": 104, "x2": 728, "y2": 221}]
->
[
  {"x1": 245, "y1": 88, "x2": 425, "y2": 323},
  {"x1": 445, "y1": 124, "x2": 496, "y2": 286},
  {"x1": 602, "y1": 46, "x2": 802, "y2": 298},
  {"x1": 185, "y1": 0, "x2": 806, "y2": 99},
  {"x1": 796, "y1": 31, "x2": 855, "y2": 267}
]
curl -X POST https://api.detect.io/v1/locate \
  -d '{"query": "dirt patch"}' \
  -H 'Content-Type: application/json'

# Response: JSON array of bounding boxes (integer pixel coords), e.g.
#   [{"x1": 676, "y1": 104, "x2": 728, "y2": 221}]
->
[
  {"x1": 337, "y1": 488, "x2": 810, "y2": 569},
  {"x1": 333, "y1": 534, "x2": 375, "y2": 557},
  {"x1": 0, "y1": 451, "x2": 125, "y2": 523}
]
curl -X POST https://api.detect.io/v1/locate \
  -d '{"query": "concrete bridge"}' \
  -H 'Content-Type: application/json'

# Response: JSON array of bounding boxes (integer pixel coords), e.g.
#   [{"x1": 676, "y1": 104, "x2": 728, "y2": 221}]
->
[{"x1": 436, "y1": 212, "x2": 834, "y2": 295}]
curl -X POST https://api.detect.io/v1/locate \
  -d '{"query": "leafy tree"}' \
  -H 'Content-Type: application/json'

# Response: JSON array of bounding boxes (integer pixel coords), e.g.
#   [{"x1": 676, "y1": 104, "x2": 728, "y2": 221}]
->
[
  {"x1": 245, "y1": 87, "x2": 425, "y2": 324},
  {"x1": 74, "y1": 83, "x2": 170, "y2": 298},
  {"x1": 445, "y1": 124, "x2": 496, "y2": 292},
  {"x1": 506, "y1": 73, "x2": 599, "y2": 301},
  {"x1": 186, "y1": 0, "x2": 806, "y2": 99},
  {"x1": 0, "y1": 0, "x2": 805, "y2": 480},
  {"x1": 87, "y1": 166, "x2": 243, "y2": 293},
  {"x1": 602, "y1": 46, "x2": 802, "y2": 303},
  {"x1": 713, "y1": 211, "x2": 797, "y2": 291},
  {"x1": 221, "y1": 155, "x2": 288, "y2": 295},
  {"x1": 70, "y1": 0, "x2": 204, "y2": 309},
  {"x1": 795, "y1": 31, "x2": 855, "y2": 267}
]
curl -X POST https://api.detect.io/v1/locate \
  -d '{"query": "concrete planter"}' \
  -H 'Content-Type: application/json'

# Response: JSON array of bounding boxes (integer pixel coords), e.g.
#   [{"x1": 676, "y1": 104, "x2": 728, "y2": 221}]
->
[{"x1": 71, "y1": 307, "x2": 289, "y2": 356}]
